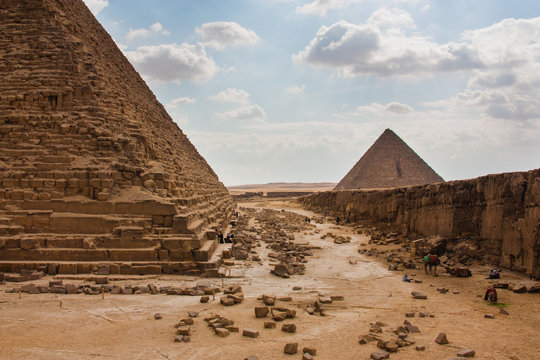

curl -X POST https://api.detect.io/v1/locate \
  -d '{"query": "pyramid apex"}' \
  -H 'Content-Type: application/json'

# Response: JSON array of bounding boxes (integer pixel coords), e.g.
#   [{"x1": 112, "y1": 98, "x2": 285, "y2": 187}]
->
[{"x1": 335, "y1": 129, "x2": 444, "y2": 190}]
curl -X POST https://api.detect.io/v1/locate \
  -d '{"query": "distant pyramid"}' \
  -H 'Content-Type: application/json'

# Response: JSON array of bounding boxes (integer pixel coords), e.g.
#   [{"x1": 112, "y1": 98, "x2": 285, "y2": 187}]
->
[
  {"x1": 335, "y1": 129, "x2": 444, "y2": 190},
  {"x1": 0, "y1": 0, "x2": 233, "y2": 275}
]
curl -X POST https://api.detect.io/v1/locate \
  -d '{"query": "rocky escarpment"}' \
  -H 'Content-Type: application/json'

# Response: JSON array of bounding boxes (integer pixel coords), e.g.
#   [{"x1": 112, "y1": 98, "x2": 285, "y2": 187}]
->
[{"x1": 301, "y1": 169, "x2": 540, "y2": 279}]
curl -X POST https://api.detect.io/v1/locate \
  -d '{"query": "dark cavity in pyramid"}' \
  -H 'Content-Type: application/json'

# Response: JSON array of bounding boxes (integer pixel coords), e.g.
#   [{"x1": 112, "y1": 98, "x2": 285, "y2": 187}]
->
[
  {"x1": 0, "y1": 0, "x2": 234, "y2": 276},
  {"x1": 335, "y1": 129, "x2": 444, "y2": 190}
]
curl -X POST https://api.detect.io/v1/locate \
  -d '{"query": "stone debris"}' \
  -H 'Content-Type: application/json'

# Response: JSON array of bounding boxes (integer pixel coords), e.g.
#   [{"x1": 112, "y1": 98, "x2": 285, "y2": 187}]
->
[
  {"x1": 415, "y1": 344, "x2": 425, "y2": 351},
  {"x1": 303, "y1": 347, "x2": 316, "y2": 356},
  {"x1": 264, "y1": 321, "x2": 276, "y2": 329},
  {"x1": 215, "y1": 328, "x2": 230, "y2": 337},
  {"x1": 457, "y1": 349, "x2": 476, "y2": 357},
  {"x1": 281, "y1": 323, "x2": 297, "y2": 333},
  {"x1": 255, "y1": 306, "x2": 270, "y2": 318},
  {"x1": 242, "y1": 329, "x2": 260, "y2": 338},
  {"x1": 284, "y1": 343, "x2": 298, "y2": 355},
  {"x1": 484, "y1": 313, "x2": 495, "y2": 319},
  {"x1": 370, "y1": 350, "x2": 390, "y2": 359},
  {"x1": 244, "y1": 356, "x2": 259, "y2": 360},
  {"x1": 435, "y1": 333, "x2": 449, "y2": 345},
  {"x1": 176, "y1": 326, "x2": 190, "y2": 336},
  {"x1": 499, "y1": 308, "x2": 509, "y2": 315},
  {"x1": 154, "y1": 313, "x2": 163, "y2": 320},
  {"x1": 411, "y1": 291, "x2": 427, "y2": 299}
]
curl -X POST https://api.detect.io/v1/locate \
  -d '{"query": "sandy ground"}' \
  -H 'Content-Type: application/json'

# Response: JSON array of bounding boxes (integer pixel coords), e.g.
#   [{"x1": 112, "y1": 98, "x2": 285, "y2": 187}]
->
[{"x1": 1, "y1": 199, "x2": 539, "y2": 360}]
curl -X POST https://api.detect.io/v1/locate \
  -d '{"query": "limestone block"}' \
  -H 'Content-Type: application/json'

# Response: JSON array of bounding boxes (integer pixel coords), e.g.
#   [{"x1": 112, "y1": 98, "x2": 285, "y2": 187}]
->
[
  {"x1": 58, "y1": 263, "x2": 78, "y2": 274},
  {"x1": 143, "y1": 180, "x2": 154, "y2": 188},
  {"x1": 44, "y1": 179, "x2": 55, "y2": 188},
  {"x1": 97, "y1": 192, "x2": 109, "y2": 201},
  {"x1": 37, "y1": 192, "x2": 51, "y2": 200},
  {"x1": 30, "y1": 179, "x2": 44, "y2": 188},
  {"x1": 55, "y1": 179, "x2": 67, "y2": 190},
  {"x1": 101, "y1": 179, "x2": 114, "y2": 188},
  {"x1": 67, "y1": 178, "x2": 80, "y2": 188}
]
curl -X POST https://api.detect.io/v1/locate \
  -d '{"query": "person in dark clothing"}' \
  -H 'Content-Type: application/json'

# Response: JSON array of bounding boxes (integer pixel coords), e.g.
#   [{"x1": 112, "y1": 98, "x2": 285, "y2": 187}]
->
[
  {"x1": 484, "y1": 285, "x2": 497, "y2": 302},
  {"x1": 217, "y1": 231, "x2": 224, "y2": 244}
]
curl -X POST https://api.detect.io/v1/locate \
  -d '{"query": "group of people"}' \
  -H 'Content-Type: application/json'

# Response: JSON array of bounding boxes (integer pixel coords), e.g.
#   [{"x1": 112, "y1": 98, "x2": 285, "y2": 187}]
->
[{"x1": 217, "y1": 231, "x2": 234, "y2": 244}]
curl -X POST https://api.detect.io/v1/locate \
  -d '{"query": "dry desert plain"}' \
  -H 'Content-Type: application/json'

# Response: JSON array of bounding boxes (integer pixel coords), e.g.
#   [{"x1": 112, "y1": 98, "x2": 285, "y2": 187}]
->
[{"x1": 1, "y1": 197, "x2": 539, "y2": 360}]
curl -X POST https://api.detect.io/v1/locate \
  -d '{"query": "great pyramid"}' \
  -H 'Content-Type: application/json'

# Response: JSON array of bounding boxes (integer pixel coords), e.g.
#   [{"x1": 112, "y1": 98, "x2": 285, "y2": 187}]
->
[
  {"x1": 335, "y1": 129, "x2": 444, "y2": 190},
  {"x1": 0, "y1": 0, "x2": 234, "y2": 276}
]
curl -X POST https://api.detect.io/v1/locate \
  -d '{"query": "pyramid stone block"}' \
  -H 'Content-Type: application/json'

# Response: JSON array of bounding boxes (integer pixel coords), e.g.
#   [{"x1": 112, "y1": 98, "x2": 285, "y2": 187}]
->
[
  {"x1": 335, "y1": 129, "x2": 444, "y2": 190},
  {"x1": 0, "y1": 0, "x2": 234, "y2": 275}
]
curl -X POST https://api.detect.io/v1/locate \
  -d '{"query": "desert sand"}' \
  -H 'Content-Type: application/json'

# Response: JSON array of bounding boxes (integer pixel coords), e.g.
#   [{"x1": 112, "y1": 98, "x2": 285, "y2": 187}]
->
[{"x1": 1, "y1": 198, "x2": 538, "y2": 360}]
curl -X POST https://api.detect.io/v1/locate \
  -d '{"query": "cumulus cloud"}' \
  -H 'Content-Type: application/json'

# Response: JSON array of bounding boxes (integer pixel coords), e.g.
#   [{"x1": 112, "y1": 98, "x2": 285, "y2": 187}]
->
[
  {"x1": 296, "y1": 0, "x2": 361, "y2": 17},
  {"x1": 294, "y1": 13, "x2": 540, "y2": 87},
  {"x1": 210, "y1": 88, "x2": 251, "y2": 105},
  {"x1": 83, "y1": 0, "x2": 108, "y2": 15},
  {"x1": 196, "y1": 21, "x2": 260, "y2": 51},
  {"x1": 167, "y1": 97, "x2": 196, "y2": 108},
  {"x1": 368, "y1": 8, "x2": 416, "y2": 29},
  {"x1": 124, "y1": 43, "x2": 219, "y2": 83},
  {"x1": 127, "y1": 22, "x2": 170, "y2": 40},
  {"x1": 214, "y1": 105, "x2": 267, "y2": 123},
  {"x1": 286, "y1": 84, "x2": 306, "y2": 95},
  {"x1": 385, "y1": 101, "x2": 414, "y2": 113},
  {"x1": 293, "y1": 15, "x2": 486, "y2": 78}
]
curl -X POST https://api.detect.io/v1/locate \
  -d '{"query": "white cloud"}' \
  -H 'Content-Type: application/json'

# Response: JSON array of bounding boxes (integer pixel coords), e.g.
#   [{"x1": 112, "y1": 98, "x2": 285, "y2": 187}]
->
[
  {"x1": 294, "y1": 13, "x2": 540, "y2": 81},
  {"x1": 296, "y1": 0, "x2": 361, "y2": 17},
  {"x1": 83, "y1": 0, "x2": 109, "y2": 15},
  {"x1": 421, "y1": 4, "x2": 430, "y2": 12},
  {"x1": 127, "y1": 22, "x2": 170, "y2": 40},
  {"x1": 124, "y1": 43, "x2": 219, "y2": 83},
  {"x1": 368, "y1": 8, "x2": 416, "y2": 29},
  {"x1": 286, "y1": 84, "x2": 306, "y2": 95},
  {"x1": 167, "y1": 97, "x2": 196, "y2": 108},
  {"x1": 385, "y1": 101, "x2": 414, "y2": 113},
  {"x1": 210, "y1": 88, "x2": 251, "y2": 105},
  {"x1": 196, "y1": 22, "x2": 260, "y2": 51},
  {"x1": 214, "y1": 105, "x2": 267, "y2": 123}
]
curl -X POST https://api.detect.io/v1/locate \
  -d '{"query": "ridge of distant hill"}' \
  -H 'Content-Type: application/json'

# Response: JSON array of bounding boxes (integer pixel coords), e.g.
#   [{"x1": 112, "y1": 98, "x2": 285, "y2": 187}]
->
[{"x1": 227, "y1": 182, "x2": 337, "y2": 193}]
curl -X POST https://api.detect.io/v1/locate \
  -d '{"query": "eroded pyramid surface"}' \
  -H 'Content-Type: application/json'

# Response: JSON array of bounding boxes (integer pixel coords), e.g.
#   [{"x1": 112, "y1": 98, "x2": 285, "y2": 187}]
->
[{"x1": 0, "y1": 0, "x2": 234, "y2": 276}]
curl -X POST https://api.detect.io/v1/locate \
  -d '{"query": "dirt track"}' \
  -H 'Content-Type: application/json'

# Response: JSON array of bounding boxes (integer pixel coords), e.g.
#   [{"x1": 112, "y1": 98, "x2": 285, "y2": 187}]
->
[{"x1": 1, "y1": 199, "x2": 538, "y2": 360}]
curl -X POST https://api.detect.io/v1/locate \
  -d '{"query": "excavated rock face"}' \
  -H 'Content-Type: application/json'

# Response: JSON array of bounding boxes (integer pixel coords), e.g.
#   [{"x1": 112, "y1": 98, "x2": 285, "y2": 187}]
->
[
  {"x1": 303, "y1": 169, "x2": 540, "y2": 279},
  {"x1": 0, "y1": 0, "x2": 234, "y2": 275},
  {"x1": 335, "y1": 129, "x2": 444, "y2": 190}
]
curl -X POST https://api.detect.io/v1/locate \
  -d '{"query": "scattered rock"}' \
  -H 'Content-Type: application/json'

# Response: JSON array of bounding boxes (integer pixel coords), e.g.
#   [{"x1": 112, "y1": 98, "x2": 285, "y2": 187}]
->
[
  {"x1": 411, "y1": 291, "x2": 427, "y2": 299},
  {"x1": 264, "y1": 321, "x2": 276, "y2": 329},
  {"x1": 284, "y1": 343, "x2": 298, "y2": 355},
  {"x1": 255, "y1": 306, "x2": 269, "y2": 318},
  {"x1": 303, "y1": 347, "x2": 316, "y2": 356},
  {"x1": 499, "y1": 308, "x2": 509, "y2": 315},
  {"x1": 484, "y1": 313, "x2": 495, "y2": 319},
  {"x1": 281, "y1": 323, "x2": 297, "y2": 333},
  {"x1": 457, "y1": 349, "x2": 476, "y2": 357},
  {"x1": 154, "y1": 313, "x2": 163, "y2": 320},
  {"x1": 370, "y1": 350, "x2": 390, "y2": 359},
  {"x1": 435, "y1": 333, "x2": 449, "y2": 345},
  {"x1": 243, "y1": 329, "x2": 260, "y2": 338},
  {"x1": 200, "y1": 295, "x2": 210, "y2": 303},
  {"x1": 215, "y1": 328, "x2": 230, "y2": 337},
  {"x1": 416, "y1": 344, "x2": 426, "y2": 351}
]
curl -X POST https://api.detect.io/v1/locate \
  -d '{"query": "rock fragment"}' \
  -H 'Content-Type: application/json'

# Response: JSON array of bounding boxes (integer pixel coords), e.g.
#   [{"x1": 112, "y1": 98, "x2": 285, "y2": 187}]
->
[{"x1": 284, "y1": 343, "x2": 298, "y2": 355}]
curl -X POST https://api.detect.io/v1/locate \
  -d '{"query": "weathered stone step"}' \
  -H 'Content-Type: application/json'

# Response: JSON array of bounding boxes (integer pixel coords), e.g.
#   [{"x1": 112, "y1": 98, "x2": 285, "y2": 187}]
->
[
  {"x1": 10, "y1": 199, "x2": 177, "y2": 216},
  {"x1": 0, "y1": 248, "x2": 166, "y2": 262},
  {"x1": 0, "y1": 260, "x2": 203, "y2": 275},
  {"x1": 4, "y1": 212, "x2": 152, "y2": 234},
  {"x1": 0, "y1": 225, "x2": 24, "y2": 235}
]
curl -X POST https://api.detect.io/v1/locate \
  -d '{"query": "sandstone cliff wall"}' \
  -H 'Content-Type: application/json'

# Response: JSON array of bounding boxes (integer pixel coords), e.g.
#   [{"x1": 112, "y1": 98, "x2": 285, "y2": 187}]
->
[{"x1": 301, "y1": 169, "x2": 540, "y2": 279}]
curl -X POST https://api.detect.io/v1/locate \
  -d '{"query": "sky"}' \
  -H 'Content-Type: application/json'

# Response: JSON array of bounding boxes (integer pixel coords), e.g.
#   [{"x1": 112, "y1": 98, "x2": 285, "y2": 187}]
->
[{"x1": 83, "y1": 0, "x2": 540, "y2": 186}]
